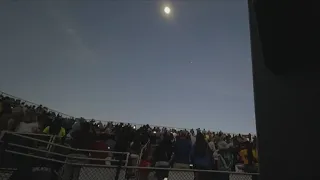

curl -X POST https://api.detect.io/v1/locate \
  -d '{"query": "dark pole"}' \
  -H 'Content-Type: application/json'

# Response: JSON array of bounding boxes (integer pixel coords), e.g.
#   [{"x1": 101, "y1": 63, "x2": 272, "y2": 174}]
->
[
  {"x1": 249, "y1": 0, "x2": 319, "y2": 179},
  {"x1": 114, "y1": 156, "x2": 124, "y2": 180}
]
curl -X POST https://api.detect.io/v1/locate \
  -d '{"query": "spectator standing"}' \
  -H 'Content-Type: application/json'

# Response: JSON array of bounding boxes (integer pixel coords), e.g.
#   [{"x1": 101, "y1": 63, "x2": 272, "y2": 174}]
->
[
  {"x1": 191, "y1": 133, "x2": 214, "y2": 180},
  {"x1": 7, "y1": 109, "x2": 24, "y2": 131},
  {"x1": 7, "y1": 113, "x2": 38, "y2": 180},
  {"x1": 61, "y1": 122, "x2": 93, "y2": 180},
  {"x1": 90, "y1": 135, "x2": 109, "y2": 165},
  {"x1": 66, "y1": 119, "x2": 82, "y2": 140},
  {"x1": 217, "y1": 135, "x2": 230, "y2": 150},
  {"x1": 208, "y1": 137, "x2": 216, "y2": 152},
  {"x1": 113, "y1": 131, "x2": 129, "y2": 165},
  {"x1": 190, "y1": 131, "x2": 196, "y2": 145},
  {"x1": 43, "y1": 118, "x2": 68, "y2": 173},
  {"x1": 0, "y1": 99, "x2": 12, "y2": 131},
  {"x1": 105, "y1": 134, "x2": 116, "y2": 151},
  {"x1": 153, "y1": 135, "x2": 173, "y2": 180},
  {"x1": 172, "y1": 131, "x2": 192, "y2": 169},
  {"x1": 138, "y1": 143, "x2": 152, "y2": 180},
  {"x1": 43, "y1": 118, "x2": 66, "y2": 138},
  {"x1": 239, "y1": 141, "x2": 258, "y2": 173},
  {"x1": 130, "y1": 135, "x2": 142, "y2": 165},
  {"x1": 14, "y1": 113, "x2": 38, "y2": 133}
]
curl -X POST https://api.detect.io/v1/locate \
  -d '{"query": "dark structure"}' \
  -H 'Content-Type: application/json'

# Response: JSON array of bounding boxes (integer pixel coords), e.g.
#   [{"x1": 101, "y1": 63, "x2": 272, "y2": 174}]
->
[{"x1": 249, "y1": 0, "x2": 319, "y2": 179}]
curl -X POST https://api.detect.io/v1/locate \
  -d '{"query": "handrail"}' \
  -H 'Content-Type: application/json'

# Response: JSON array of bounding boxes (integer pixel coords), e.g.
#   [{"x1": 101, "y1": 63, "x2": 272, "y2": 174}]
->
[
  {"x1": 2, "y1": 131, "x2": 130, "y2": 165},
  {"x1": 217, "y1": 153, "x2": 232, "y2": 170},
  {"x1": 137, "y1": 139, "x2": 150, "y2": 166},
  {"x1": 0, "y1": 131, "x2": 54, "y2": 141},
  {"x1": 3, "y1": 131, "x2": 127, "y2": 154},
  {"x1": 3, "y1": 149, "x2": 259, "y2": 175},
  {"x1": 0, "y1": 131, "x2": 55, "y2": 151},
  {"x1": 9, "y1": 132, "x2": 54, "y2": 137},
  {"x1": 7, "y1": 142, "x2": 120, "y2": 162}
]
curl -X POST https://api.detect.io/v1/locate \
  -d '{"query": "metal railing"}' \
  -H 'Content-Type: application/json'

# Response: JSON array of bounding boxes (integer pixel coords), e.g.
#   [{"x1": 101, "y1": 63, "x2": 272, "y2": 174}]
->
[
  {"x1": 0, "y1": 131, "x2": 55, "y2": 151},
  {"x1": 137, "y1": 139, "x2": 150, "y2": 166},
  {"x1": 124, "y1": 166, "x2": 258, "y2": 180},
  {"x1": 0, "y1": 131, "x2": 130, "y2": 167},
  {"x1": 0, "y1": 155, "x2": 259, "y2": 180},
  {"x1": 0, "y1": 132, "x2": 259, "y2": 180}
]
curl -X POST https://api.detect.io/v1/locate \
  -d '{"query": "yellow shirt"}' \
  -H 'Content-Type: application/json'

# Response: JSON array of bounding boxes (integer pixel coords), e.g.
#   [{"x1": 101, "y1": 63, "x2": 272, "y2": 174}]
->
[
  {"x1": 43, "y1": 126, "x2": 66, "y2": 137},
  {"x1": 205, "y1": 134, "x2": 209, "y2": 141},
  {"x1": 239, "y1": 149, "x2": 258, "y2": 165}
]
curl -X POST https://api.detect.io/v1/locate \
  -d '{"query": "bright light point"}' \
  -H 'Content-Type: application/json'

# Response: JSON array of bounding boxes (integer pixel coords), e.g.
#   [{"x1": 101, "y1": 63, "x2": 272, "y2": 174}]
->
[{"x1": 164, "y1": 7, "x2": 171, "y2": 14}]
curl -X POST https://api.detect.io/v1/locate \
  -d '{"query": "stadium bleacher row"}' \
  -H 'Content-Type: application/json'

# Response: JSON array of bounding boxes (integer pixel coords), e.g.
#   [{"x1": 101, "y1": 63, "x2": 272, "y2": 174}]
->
[{"x1": 0, "y1": 91, "x2": 259, "y2": 180}]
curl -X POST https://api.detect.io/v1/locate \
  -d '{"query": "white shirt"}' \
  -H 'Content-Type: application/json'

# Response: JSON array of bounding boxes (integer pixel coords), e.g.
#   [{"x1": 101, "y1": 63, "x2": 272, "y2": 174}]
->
[
  {"x1": 208, "y1": 141, "x2": 216, "y2": 151},
  {"x1": 67, "y1": 121, "x2": 81, "y2": 138},
  {"x1": 172, "y1": 132, "x2": 177, "y2": 138},
  {"x1": 15, "y1": 122, "x2": 38, "y2": 133},
  {"x1": 190, "y1": 135, "x2": 196, "y2": 145},
  {"x1": 217, "y1": 140, "x2": 229, "y2": 150}
]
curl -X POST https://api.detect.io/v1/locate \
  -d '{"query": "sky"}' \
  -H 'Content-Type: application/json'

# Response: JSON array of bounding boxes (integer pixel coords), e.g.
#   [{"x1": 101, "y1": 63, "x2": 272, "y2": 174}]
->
[{"x1": 0, "y1": 0, "x2": 255, "y2": 134}]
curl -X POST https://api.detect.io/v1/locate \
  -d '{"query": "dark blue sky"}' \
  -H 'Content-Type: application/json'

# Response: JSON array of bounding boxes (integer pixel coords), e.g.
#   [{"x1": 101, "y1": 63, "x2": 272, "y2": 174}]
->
[{"x1": 0, "y1": 0, "x2": 255, "y2": 133}]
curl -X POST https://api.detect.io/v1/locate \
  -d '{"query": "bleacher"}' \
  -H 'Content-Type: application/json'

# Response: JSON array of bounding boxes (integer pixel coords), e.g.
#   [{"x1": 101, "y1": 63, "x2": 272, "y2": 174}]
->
[{"x1": 0, "y1": 91, "x2": 259, "y2": 180}]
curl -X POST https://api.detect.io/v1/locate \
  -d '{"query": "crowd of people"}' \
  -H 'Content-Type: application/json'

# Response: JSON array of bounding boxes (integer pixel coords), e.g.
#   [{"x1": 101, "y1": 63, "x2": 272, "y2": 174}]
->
[{"x1": 0, "y1": 93, "x2": 259, "y2": 180}]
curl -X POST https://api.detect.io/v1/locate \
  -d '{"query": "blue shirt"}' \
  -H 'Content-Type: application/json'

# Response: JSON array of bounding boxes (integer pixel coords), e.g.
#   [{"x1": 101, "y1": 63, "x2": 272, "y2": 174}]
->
[
  {"x1": 190, "y1": 145, "x2": 212, "y2": 168},
  {"x1": 174, "y1": 138, "x2": 192, "y2": 164}
]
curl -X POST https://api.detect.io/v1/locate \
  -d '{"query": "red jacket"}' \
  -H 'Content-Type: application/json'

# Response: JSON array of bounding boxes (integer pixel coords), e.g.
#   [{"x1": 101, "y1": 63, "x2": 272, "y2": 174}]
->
[{"x1": 91, "y1": 141, "x2": 109, "y2": 164}]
